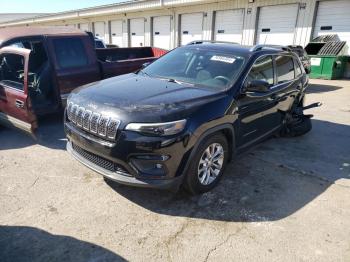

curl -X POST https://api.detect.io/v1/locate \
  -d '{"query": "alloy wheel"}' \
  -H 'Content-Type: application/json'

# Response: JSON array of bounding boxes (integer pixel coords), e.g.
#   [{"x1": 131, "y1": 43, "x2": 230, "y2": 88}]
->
[{"x1": 197, "y1": 143, "x2": 224, "y2": 185}]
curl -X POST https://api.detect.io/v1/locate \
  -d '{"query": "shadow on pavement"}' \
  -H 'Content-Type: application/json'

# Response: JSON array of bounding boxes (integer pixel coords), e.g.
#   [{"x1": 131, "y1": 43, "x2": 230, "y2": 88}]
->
[
  {"x1": 306, "y1": 83, "x2": 342, "y2": 94},
  {"x1": 0, "y1": 226, "x2": 126, "y2": 262},
  {"x1": 0, "y1": 113, "x2": 66, "y2": 151},
  {"x1": 106, "y1": 119, "x2": 350, "y2": 222}
]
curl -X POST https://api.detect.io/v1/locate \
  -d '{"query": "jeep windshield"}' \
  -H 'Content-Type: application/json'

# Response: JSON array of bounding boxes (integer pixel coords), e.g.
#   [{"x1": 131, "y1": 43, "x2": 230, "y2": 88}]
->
[{"x1": 140, "y1": 47, "x2": 245, "y2": 90}]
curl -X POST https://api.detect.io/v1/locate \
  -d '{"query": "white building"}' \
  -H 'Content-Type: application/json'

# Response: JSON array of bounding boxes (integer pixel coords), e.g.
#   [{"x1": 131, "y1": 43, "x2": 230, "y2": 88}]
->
[
  {"x1": 0, "y1": 0, "x2": 349, "y2": 52},
  {"x1": 0, "y1": 13, "x2": 46, "y2": 24}
]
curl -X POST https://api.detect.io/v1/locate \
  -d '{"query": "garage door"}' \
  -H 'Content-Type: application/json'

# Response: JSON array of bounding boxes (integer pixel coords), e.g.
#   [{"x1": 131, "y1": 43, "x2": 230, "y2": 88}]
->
[
  {"x1": 79, "y1": 23, "x2": 89, "y2": 32},
  {"x1": 110, "y1": 20, "x2": 123, "y2": 47},
  {"x1": 153, "y1": 16, "x2": 171, "y2": 50},
  {"x1": 180, "y1": 13, "x2": 203, "y2": 45},
  {"x1": 256, "y1": 4, "x2": 299, "y2": 46},
  {"x1": 94, "y1": 21, "x2": 106, "y2": 42},
  {"x1": 214, "y1": 9, "x2": 244, "y2": 43},
  {"x1": 130, "y1": 18, "x2": 145, "y2": 47},
  {"x1": 313, "y1": 0, "x2": 350, "y2": 53}
]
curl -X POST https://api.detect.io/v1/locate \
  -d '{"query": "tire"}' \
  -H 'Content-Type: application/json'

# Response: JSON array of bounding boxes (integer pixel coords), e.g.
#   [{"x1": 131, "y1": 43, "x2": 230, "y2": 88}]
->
[
  {"x1": 281, "y1": 114, "x2": 312, "y2": 137},
  {"x1": 288, "y1": 115, "x2": 312, "y2": 137},
  {"x1": 183, "y1": 133, "x2": 229, "y2": 195}
]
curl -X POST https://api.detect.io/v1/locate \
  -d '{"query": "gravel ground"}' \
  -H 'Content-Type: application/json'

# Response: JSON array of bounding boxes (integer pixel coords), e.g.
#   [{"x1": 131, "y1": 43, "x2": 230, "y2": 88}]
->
[{"x1": 1, "y1": 79, "x2": 350, "y2": 262}]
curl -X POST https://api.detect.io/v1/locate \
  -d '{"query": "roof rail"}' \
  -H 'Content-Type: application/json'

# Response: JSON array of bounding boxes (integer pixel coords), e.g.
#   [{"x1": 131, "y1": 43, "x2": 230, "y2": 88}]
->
[
  {"x1": 250, "y1": 44, "x2": 291, "y2": 52},
  {"x1": 186, "y1": 40, "x2": 239, "y2": 45}
]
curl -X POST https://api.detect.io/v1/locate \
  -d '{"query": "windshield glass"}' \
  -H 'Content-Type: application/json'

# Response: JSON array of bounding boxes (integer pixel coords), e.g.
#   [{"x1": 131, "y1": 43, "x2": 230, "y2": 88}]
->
[{"x1": 141, "y1": 47, "x2": 245, "y2": 90}]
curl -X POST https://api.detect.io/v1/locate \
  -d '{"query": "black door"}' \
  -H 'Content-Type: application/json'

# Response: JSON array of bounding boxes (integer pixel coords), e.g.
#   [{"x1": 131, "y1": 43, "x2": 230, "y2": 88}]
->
[{"x1": 236, "y1": 55, "x2": 278, "y2": 148}]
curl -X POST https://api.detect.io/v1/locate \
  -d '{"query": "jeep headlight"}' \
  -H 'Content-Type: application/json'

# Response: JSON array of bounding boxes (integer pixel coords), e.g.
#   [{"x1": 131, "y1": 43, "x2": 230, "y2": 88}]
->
[{"x1": 125, "y1": 119, "x2": 187, "y2": 136}]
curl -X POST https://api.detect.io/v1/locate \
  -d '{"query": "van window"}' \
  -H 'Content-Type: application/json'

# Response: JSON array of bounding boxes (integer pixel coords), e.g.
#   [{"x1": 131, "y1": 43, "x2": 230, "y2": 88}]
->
[
  {"x1": 53, "y1": 38, "x2": 88, "y2": 68},
  {"x1": 247, "y1": 56, "x2": 274, "y2": 86},
  {"x1": 0, "y1": 53, "x2": 25, "y2": 91},
  {"x1": 276, "y1": 56, "x2": 295, "y2": 83}
]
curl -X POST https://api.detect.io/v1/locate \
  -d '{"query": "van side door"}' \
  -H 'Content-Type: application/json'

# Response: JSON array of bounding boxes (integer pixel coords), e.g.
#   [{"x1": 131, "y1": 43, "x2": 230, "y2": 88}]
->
[{"x1": 0, "y1": 47, "x2": 37, "y2": 135}]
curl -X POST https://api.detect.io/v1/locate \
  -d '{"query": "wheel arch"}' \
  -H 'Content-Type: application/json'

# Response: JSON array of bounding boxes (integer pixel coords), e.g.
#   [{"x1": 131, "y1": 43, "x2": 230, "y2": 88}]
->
[{"x1": 179, "y1": 123, "x2": 236, "y2": 180}]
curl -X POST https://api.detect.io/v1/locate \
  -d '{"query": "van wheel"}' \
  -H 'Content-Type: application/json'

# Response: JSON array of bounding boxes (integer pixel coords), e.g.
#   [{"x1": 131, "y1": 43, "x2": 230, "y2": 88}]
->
[{"x1": 184, "y1": 134, "x2": 228, "y2": 195}]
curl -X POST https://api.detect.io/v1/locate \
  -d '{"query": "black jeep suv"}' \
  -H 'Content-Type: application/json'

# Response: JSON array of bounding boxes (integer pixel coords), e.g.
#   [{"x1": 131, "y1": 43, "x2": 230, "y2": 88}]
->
[{"x1": 65, "y1": 42, "x2": 312, "y2": 194}]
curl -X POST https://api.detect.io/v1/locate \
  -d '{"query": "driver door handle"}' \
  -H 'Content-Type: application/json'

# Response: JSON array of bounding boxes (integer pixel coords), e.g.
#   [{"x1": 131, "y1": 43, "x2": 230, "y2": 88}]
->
[{"x1": 15, "y1": 99, "x2": 24, "y2": 108}]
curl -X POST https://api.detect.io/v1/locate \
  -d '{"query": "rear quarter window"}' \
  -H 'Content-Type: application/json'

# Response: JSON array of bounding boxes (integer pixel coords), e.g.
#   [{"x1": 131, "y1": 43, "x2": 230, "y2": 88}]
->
[{"x1": 53, "y1": 38, "x2": 88, "y2": 69}]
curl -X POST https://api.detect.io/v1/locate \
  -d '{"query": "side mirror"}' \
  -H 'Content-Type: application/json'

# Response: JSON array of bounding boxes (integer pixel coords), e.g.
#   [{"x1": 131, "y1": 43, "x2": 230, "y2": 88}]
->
[
  {"x1": 245, "y1": 79, "x2": 270, "y2": 93},
  {"x1": 141, "y1": 62, "x2": 151, "y2": 69}
]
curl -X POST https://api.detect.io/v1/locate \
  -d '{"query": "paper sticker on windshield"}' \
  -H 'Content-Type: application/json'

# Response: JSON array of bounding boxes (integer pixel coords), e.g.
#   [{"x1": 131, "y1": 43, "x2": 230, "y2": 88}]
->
[{"x1": 210, "y1": 55, "x2": 236, "y2": 64}]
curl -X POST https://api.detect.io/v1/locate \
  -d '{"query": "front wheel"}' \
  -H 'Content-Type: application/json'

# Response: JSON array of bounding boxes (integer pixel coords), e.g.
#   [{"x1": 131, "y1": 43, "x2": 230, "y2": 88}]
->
[{"x1": 184, "y1": 134, "x2": 229, "y2": 194}]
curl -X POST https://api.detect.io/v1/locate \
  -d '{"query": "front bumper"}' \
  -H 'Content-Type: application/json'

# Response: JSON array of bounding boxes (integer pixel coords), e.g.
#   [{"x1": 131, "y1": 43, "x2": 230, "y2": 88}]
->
[{"x1": 65, "y1": 122, "x2": 189, "y2": 190}]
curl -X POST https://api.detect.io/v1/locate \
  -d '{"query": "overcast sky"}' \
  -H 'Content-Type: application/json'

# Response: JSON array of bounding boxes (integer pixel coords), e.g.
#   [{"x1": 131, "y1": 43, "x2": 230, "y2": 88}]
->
[{"x1": 0, "y1": 0, "x2": 124, "y2": 13}]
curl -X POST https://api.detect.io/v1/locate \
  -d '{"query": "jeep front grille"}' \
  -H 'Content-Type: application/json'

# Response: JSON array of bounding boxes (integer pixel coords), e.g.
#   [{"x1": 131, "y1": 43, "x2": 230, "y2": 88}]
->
[{"x1": 67, "y1": 102, "x2": 120, "y2": 140}]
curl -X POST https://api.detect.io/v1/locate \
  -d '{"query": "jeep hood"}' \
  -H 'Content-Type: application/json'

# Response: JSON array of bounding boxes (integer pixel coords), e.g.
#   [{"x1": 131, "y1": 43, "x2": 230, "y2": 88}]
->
[{"x1": 68, "y1": 73, "x2": 227, "y2": 123}]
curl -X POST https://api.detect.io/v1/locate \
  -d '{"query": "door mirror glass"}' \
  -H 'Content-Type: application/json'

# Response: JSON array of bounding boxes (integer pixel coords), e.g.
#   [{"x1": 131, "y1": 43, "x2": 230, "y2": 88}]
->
[{"x1": 245, "y1": 79, "x2": 270, "y2": 93}]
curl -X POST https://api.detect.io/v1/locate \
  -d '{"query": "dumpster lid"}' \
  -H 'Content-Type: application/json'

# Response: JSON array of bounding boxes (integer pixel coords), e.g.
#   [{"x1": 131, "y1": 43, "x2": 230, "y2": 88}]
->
[
  {"x1": 311, "y1": 34, "x2": 340, "y2": 43},
  {"x1": 318, "y1": 41, "x2": 346, "y2": 55}
]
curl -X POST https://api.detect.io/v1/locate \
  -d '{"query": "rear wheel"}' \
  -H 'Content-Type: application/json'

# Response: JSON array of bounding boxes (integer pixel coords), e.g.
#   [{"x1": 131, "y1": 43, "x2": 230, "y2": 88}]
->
[
  {"x1": 284, "y1": 114, "x2": 312, "y2": 137},
  {"x1": 184, "y1": 133, "x2": 228, "y2": 194}
]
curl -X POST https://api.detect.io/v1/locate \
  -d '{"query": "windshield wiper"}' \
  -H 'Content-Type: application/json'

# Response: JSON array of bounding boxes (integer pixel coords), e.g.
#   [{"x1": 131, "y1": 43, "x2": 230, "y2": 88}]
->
[
  {"x1": 167, "y1": 78, "x2": 183, "y2": 84},
  {"x1": 158, "y1": 77, "x2": 194, "y2": 86}
]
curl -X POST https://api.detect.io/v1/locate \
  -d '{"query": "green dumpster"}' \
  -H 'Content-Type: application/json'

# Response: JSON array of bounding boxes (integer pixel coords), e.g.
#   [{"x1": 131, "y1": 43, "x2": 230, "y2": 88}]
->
[
  {"x1": 305, "y1": 39, "x2": 348, "y2": 80},
  {"x1": 309, "y1": 55, "x2": 347, "y2": 80}
]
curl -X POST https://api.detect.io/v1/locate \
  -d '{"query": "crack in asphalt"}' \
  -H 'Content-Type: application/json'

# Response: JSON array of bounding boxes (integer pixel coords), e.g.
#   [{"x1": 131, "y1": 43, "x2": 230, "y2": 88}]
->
[
  {"x1": 30, "y1": 177, "x2": 40, "y2": 188},
  {"x1": 203, "y1": 225, "x2": 245, "y2": 262},
  {"x1": 163, "y1": 217, "x2": 192, "y2": 261}
]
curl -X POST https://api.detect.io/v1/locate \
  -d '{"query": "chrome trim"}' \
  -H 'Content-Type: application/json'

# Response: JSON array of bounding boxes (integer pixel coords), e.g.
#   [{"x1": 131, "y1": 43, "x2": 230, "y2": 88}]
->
[
  {"x1": 90, "y1": 112, "x2": 101, "y2": 134},
  {"x1": 240, "y1": 53, "x2": 296, "y2": 94},
  {"x1": 66, "y1": 102, "x2": 120, "y2": 140},
  {"x1": 76, "y1": 107, "x2": 85, "y2": 127},
  {"x1": 107, "y1": 119, "x2": 120, "y2": 139},
  {"x1": 82, "y1": 110, "x2": 92, "y2": 131},
  {"x1": 71, "y1": 104, "x2": 78, "y2": 124},
  {"x1": 66, "y1": 122, "x2": 115, "y2": 148},
  {"x1": 98, "y1": 116, "x2": 110, "y2": 137}
]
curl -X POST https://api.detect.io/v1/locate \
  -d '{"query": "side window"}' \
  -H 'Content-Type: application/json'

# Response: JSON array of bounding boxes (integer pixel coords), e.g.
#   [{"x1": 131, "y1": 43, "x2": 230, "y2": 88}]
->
[
  {"x1": 53, "y1": 38, "x2": 88, "y2": 69},
  {"x1": 275, "y1": 55, "x2": 295, "y2": 83},
  {"x1": 0, "y1": 53, "x2": 25, "y2": 91},
  {"x1": 247, "y1": 56, "x2": 274, "y2": 86},
  {"x1": 294, "y1": 58, "x2": 302, "y2": 77}
]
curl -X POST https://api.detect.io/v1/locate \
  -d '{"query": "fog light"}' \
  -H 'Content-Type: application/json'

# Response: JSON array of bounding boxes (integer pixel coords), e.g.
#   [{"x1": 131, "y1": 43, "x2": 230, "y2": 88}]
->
[{"x1": 129, "y1": 156, "x2": 169, "y2": 176}]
